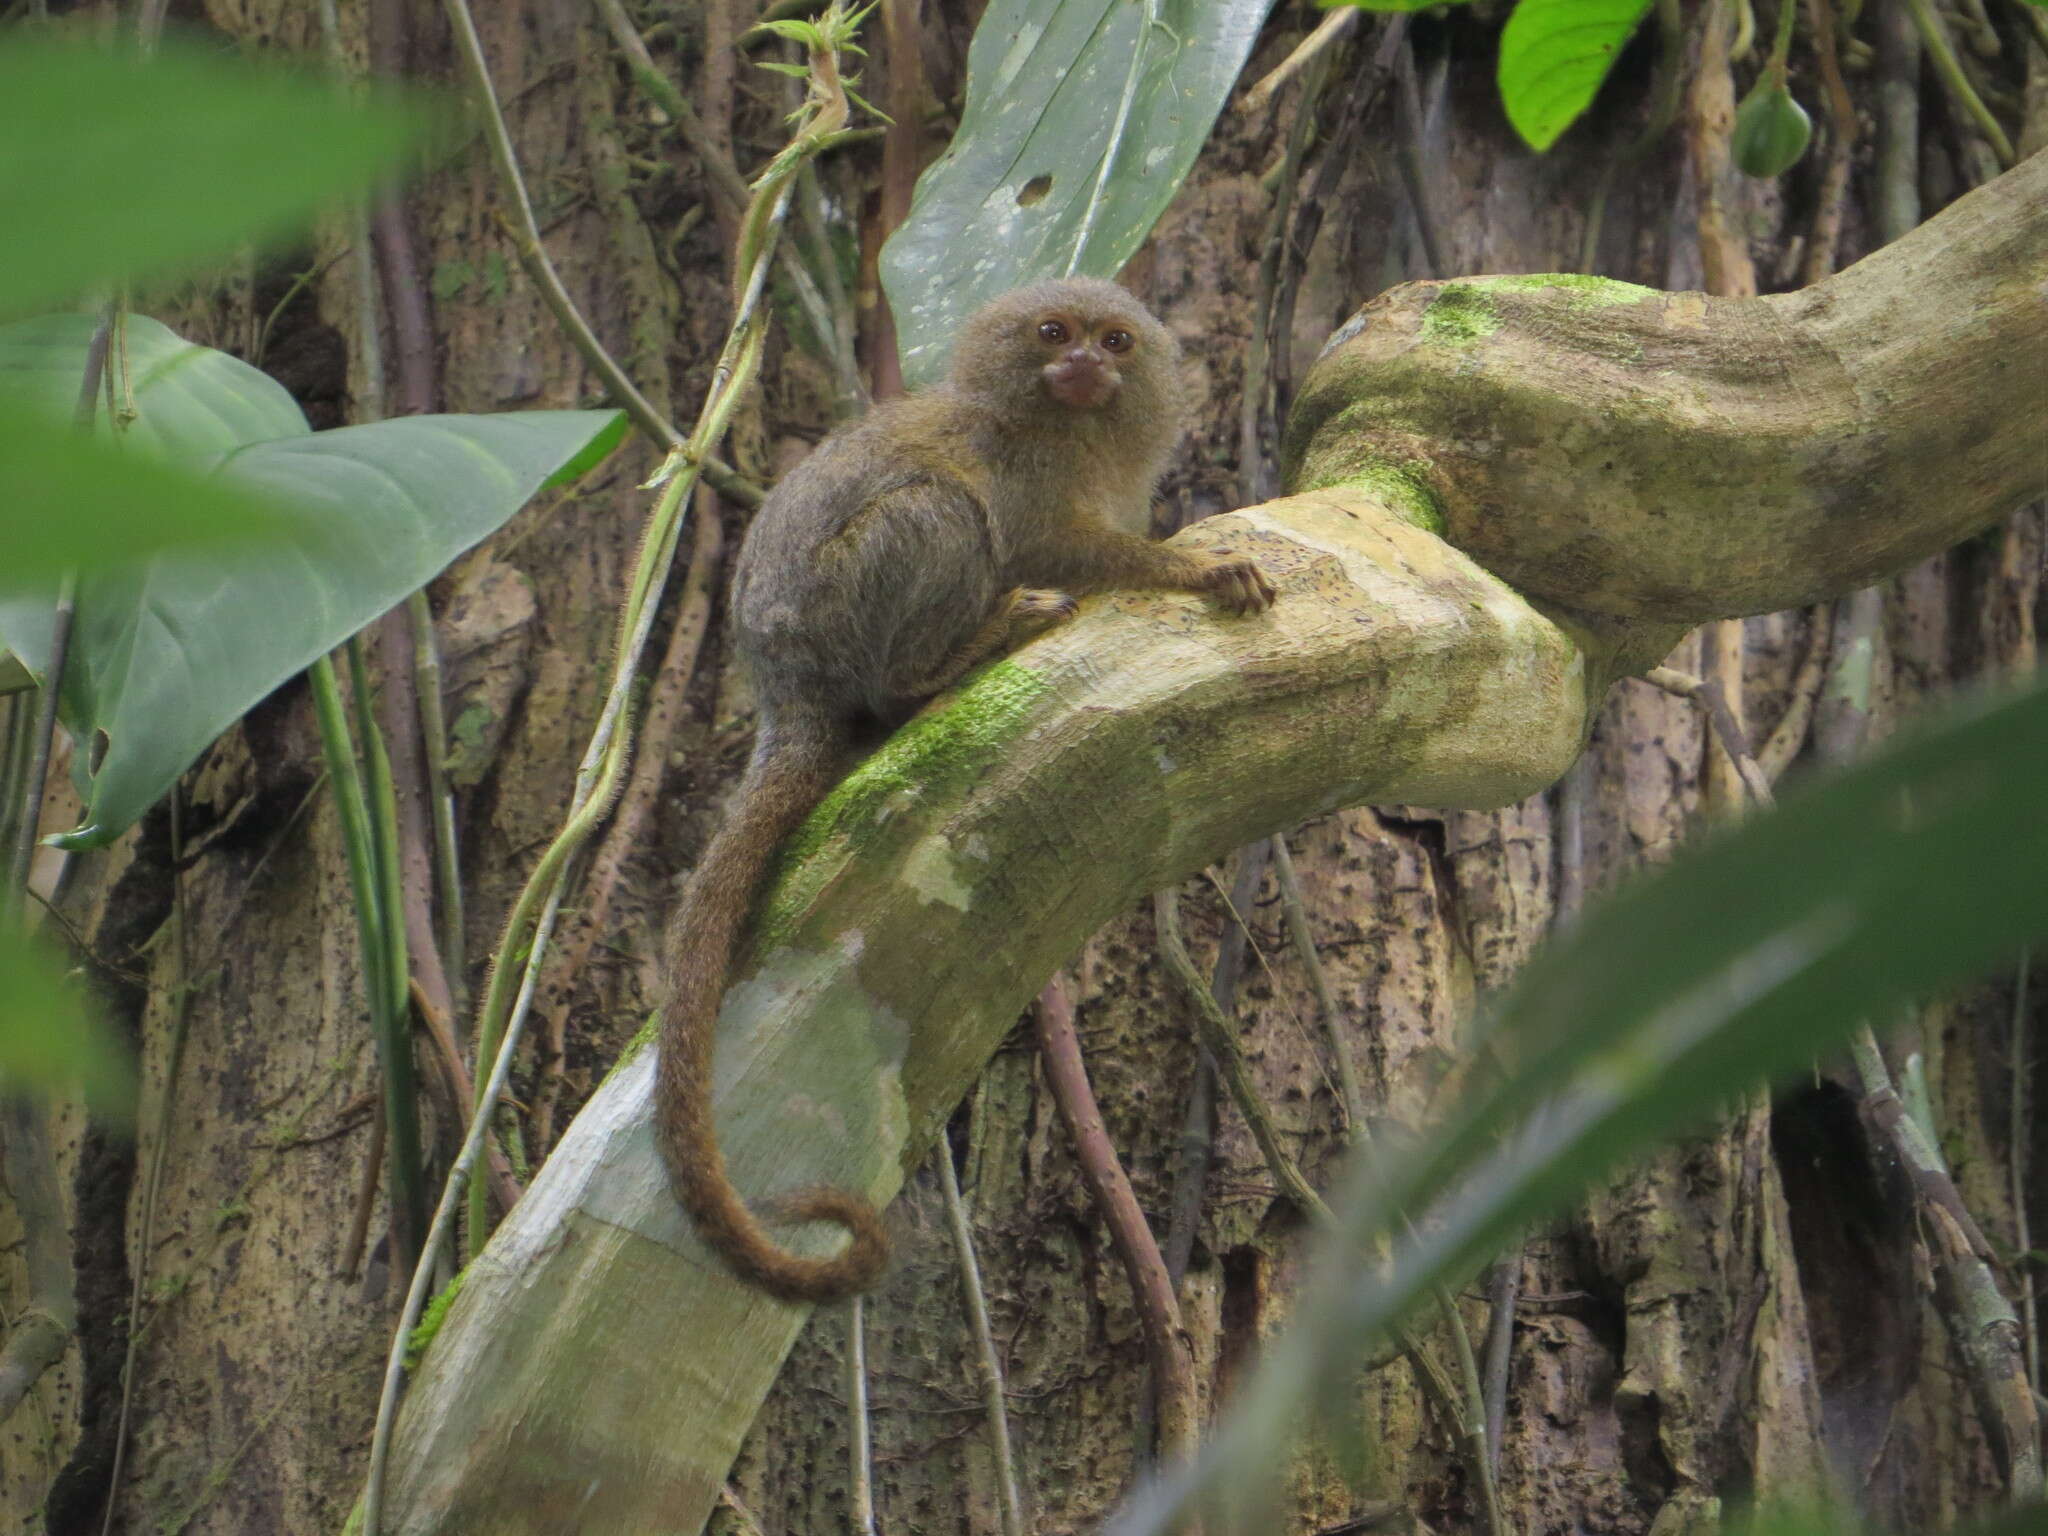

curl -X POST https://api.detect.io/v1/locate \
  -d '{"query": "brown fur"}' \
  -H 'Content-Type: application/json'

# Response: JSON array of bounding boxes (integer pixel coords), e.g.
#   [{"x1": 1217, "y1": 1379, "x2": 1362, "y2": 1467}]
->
[{"x1": 658, "y1": 278, "x2": 1276, "y2": 1302}]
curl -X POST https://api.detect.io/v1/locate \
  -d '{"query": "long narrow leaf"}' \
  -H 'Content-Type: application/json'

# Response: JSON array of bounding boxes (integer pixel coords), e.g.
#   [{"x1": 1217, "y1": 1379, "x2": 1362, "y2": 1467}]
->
[{"x1": 1113, "y1": 676, "x2": 2048, "y2": 1532}]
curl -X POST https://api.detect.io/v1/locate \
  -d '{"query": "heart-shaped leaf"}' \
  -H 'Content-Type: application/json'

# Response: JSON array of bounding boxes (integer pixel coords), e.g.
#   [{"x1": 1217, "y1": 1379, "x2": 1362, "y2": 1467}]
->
[
  {"x1": 880, "y1": 0, "x2": 1274, "y2": 388},
  {"x1": 0, "y1": 316, "x2": 626, "y2": 846}
]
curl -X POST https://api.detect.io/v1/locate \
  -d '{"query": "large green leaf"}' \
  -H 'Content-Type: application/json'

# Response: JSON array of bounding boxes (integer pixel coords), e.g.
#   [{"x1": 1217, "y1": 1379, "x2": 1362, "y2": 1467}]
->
[
  {"x1": 0, "y1": 928, "x2": 132, "y2": 1113},
  {"x1": 0, "y1": 38, "x2": 435, "y2": 315},
  {"x1": 1111, "y1": 676, "x2": 2048, "y2": 1532},
  {"x1": 0, "y1": 315, "x2": 309, "y2": 588},
  {"x1": 0, "y1": 318, "x2": 626, "y2": 847},
  {"x1": 0, "y1": 414, "x2": 299, "y2": 589},
  {"x1": 1497, "y1": 0, "x2": 1656, "y2": 152},
  {"x1": 879, "y1": 0, "x2": 1274, "y2": 388},
  {"x1": 0, "y1": 313, "x2": 310, "y2": 457}
]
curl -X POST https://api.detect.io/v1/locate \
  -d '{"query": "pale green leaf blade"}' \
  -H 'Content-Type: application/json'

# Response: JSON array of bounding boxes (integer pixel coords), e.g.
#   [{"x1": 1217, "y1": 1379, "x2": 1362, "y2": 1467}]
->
[
  {"x1": 1, "y1": 411, "x2": 626, "y2": 847},
  {"x1": 880, "y1": 0, "x2": 1273, "y2": 389},
  {"x1": 1497, "y1": 0, "x2": 1655, "y2": 152},
  {"x1": 0, "y1": 414, "x2": 299, "y2": 590},
  {"x1": 0, "y1": 313, "x2": 310, "y2": 458},
  {"x1": 0, "y1": 39, "x2": 436, "y2": 312}
]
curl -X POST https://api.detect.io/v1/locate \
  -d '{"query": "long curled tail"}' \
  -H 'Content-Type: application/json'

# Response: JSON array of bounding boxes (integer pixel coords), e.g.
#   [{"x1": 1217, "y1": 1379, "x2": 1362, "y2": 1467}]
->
[{"x1": 655, "y1": 714, "x2": 888, "y2": 1302}]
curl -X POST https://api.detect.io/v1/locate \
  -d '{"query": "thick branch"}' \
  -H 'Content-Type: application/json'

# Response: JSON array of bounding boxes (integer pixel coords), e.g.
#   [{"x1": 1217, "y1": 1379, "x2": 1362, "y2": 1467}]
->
[
  {"x1": 377, "y1": 489, "x2": 1676, "y2": 1533},
  {"x1": 1283, "y1": 151, "x2": 2048, "y2": 623}
]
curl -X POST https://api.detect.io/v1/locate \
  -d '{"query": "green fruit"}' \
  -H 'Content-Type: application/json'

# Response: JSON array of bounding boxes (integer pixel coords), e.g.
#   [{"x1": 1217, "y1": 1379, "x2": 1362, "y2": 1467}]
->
[{"x1": 1733, "y1": 75, "x2": 1813, "y2": 179}]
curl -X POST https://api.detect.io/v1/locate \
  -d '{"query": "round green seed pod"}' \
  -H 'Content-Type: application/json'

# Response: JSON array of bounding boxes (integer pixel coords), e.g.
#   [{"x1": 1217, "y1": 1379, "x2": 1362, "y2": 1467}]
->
[{"x1": 1733, "y1": 76, "x2": 1813, "y2": 179}]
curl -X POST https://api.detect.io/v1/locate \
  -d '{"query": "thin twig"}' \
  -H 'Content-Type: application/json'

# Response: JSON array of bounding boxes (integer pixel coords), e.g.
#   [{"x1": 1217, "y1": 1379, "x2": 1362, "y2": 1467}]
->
[
  {"x1": 1158, "y1": 884, "x2": 1505, "y2": 1531},
  {"x1": 349, "y1": 640, "x2": 426, "y2": 1270},
  {"x1": 1240, "y1": 48, "x2": 1331, "y2": 508},
  {"x1": 409, "y1": 590, "x2": 465, "y2": 1016},
  {"x1": 1799, "y1": 0, "x2": 1861, "y2": 285},
  {"x1": 361, "y1": 867, "x2": 576, "y2": 1535},
  {"x1": 936, "y1": 1146, "x2": 1027, "y2": 1536},
  {"x1": 1905, "y1": 0, "x2": 2017, "y2": 163},
  {"x1": 1270, "y1": 839, "x2": 1360, "y2": 1125},
  {"x1": 1390, "y1": 32, "x2": 1448, "y2": 276},
  {"x1": 1642, "y1": 666, "x2": 1777, "y2": 808},
  {"x1": 1239, "y1": 7, "x2": 1358, "y2": 117},
  {"x1": 1270, "y1": 25, "x2": 1398, "y2": 424},
  {"x1": 341, "y1": 1108, "x2": 388, "y2": 1280},
  {"x1": 1755, "y1": 605, "x2": 1832, "y2": 780},
  {"x1": 1481, "y1": 1254, "x2": 1520, "y2": 1478},
  {"x1": 1854, "y1": 1029, "x2": 2044, "y2": 1495},
  {"x1": 849, "y1": 1295, "x2": 879, "y2": 1536},
  {"x1": 531, "y1": 481, "x2": 724, "y2": 1148},
  {"x1": 591, "y1": 0, "x2": 751, "y2": 214},
  {"x1": 93, "y1": 791, "x2": 196, "y2": 1529}
]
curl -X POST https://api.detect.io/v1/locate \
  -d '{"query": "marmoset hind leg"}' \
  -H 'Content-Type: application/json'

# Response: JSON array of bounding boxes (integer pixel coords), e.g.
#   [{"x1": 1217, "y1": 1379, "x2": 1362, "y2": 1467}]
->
[{"x1": 892, "y1": 587, "x2": 1078, "y2": 701}]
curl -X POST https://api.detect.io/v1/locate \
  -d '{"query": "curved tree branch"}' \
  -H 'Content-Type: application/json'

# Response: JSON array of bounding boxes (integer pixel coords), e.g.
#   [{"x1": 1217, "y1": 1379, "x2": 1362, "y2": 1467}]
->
[
  {"x1": 376, "y1": 152, "x2": 2045, "y2": 1534},
  {"x1": 1283, "y1": 150, "x2": 2048, "y2": 622}
]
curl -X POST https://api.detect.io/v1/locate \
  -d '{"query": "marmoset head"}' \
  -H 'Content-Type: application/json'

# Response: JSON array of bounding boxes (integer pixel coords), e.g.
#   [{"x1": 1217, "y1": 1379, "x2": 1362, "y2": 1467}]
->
[{"x1": 946, "y1": 277, "x2": 1184, "y2": 435}]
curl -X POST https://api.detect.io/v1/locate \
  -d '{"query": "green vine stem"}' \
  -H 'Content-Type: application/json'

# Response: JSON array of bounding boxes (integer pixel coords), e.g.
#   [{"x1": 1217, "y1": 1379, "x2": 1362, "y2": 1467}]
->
[
  {"x1": 1903, "y1": 0, "x2": 2016, "y2": 162},
  {"x1": 348, "y1": 637, "x2": 426, "y2": 1263},
  {"x1": 357, "y1": 14, "x2": 876, "y2": 1532},
  {"x1": 408, "y1": 588, "x2": 465, "y2": 1016},
  {"x1": 309, "y1": 653, "x2": 424, "y2": 1271}
]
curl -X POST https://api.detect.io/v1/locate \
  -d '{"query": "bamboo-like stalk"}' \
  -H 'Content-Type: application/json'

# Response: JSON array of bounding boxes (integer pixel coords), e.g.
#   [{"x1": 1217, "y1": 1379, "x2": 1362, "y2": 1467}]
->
[{"x1": 348, "y1": 639, "x2": 425, "y2": 1267}]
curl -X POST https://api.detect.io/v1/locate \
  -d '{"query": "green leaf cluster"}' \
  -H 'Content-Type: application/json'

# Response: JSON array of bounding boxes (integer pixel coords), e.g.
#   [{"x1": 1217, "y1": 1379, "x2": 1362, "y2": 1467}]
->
[{"x1": 0, "y1": 39, "x2": 621, "y2": 1102}]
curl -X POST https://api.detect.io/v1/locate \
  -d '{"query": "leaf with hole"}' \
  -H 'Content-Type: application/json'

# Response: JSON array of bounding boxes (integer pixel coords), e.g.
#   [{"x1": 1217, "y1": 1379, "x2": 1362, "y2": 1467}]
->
[
  {"x1": 0, "y1": 314, "x2": 627, "y2": 848},
  {"x1": 880, "y1": 0, "x2": 1274, "y2": 389},
  {"x1": 0, "y1": 38, "x2": 438, "y2": 313}
]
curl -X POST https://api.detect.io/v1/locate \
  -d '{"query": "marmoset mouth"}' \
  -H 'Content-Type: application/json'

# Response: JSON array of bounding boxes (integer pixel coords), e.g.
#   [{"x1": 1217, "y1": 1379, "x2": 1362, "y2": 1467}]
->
[{"x1": 1043, "y1": 358, "x2": 1120, "y2": 408}]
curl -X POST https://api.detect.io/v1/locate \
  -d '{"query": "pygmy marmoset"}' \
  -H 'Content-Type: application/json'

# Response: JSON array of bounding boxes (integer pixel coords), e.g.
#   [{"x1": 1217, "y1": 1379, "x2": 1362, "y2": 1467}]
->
[{"x1": 658, "y1": 277, "x2": 1277, "y2": 1302}]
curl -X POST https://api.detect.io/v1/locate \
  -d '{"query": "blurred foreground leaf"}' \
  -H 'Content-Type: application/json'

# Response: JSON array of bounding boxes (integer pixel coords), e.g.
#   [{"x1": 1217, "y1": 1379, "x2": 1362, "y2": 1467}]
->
[
  {"x1": 0, "y1": 38, "x2": 436, "y2": 314},
  {"x1": 0, "y1": 928, "x2": 131, "y2": 1115},
  {"x1": 1112, "y1": 675, "x2": 2048, "y2": 1532}
]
